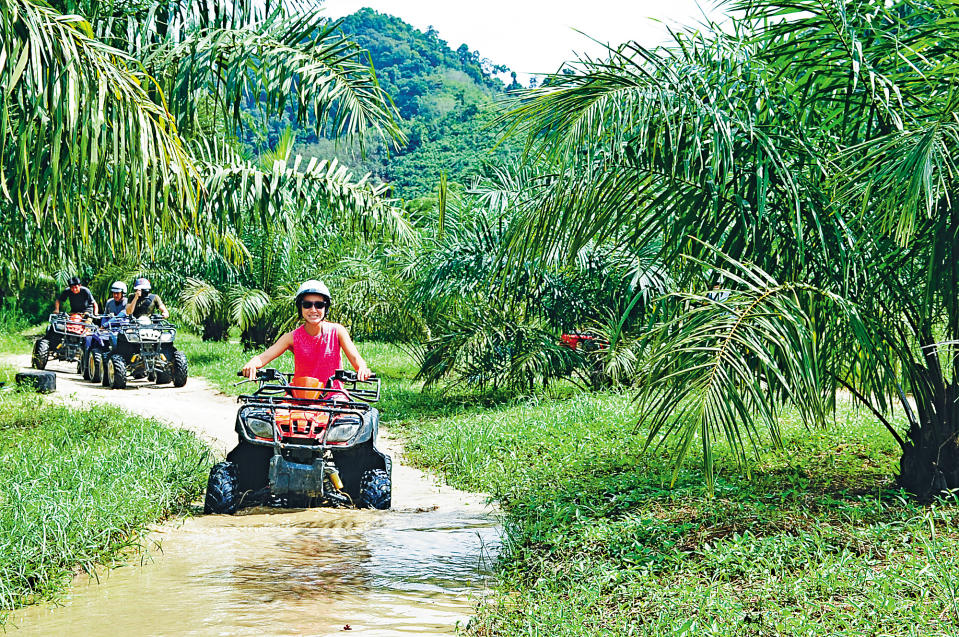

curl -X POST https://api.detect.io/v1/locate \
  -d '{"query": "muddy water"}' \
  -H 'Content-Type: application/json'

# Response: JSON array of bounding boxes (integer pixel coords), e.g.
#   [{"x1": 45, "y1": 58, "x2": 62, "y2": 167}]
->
[
  {"x1": 13, "y1": 506, "x2": 498, "y2": 636},
  {"x1": 5, "y1": 355, "x2": 500, "y2": 635}
]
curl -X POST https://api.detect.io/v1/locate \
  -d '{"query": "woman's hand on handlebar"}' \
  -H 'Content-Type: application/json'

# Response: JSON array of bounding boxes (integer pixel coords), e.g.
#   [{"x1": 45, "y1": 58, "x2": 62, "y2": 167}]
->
[
  {"x1": 356, "y1": 365, "x2": 372, "y2": 382},
  {"x1": 241, "y1": 356, "x2": 262, "y2": 380}
]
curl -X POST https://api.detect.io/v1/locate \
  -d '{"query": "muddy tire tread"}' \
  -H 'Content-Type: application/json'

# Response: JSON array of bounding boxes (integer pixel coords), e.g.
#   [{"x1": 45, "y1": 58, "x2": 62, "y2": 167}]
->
[
  {"x1": 32, "y1": 339, "x2": 50, "y2": 370},
  {"x1": 108, "y1": 354, "x2": 127, "y2": 390},
  {"x1": 205, "y1": 461, "x2": 240, "y2": 514},
  {"x1": 358, "y1": 469, "x2": 391, "y2": 510},
  {"x1": 88, "y1": 349, "x2": 103, "y2": 384},
  {"x1": 172, "y1": 350, "x2": 188, "y2": 387}
]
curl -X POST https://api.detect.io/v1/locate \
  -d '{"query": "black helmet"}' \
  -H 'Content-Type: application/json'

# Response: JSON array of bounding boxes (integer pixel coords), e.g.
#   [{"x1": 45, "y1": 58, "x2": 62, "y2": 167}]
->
[{"x1": 67, "y1": 276, "x2": 81, "y2": 287}]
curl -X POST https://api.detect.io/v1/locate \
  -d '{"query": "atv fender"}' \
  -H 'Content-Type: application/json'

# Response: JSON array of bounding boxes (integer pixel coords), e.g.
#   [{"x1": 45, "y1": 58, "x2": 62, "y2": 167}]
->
[{"x1": 332, "y1": 408, "x2": 392, "y2": 500}]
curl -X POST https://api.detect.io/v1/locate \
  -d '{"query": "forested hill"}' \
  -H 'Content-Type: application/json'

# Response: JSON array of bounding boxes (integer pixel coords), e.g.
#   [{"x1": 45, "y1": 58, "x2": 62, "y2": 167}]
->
[
  {"x1": 250, "y1": 8, "x2": 523, "y2": 199},
  {"x1": 338, "y1": 9, "x2": 509, "y2": 119}
]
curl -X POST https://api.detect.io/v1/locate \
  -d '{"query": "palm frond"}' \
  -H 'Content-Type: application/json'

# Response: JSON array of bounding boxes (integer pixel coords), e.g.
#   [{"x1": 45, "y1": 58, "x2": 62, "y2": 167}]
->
[
  {"x1": 144, "y1": 10, "x2": 404, "y2": 145},
  {"x1": 634, "y1": 250, "x2": 887, "y2": 489},
  {"x1": 192, "y1": 138, "x2": 412, "y2": 240},
  {"x1": 0, "y1": 0, "x2": 201, "y2": 272},
  {"x1": 178, "y1": 277, "x2": 223, "y2": 328},
  {"x1": 227, "y1": 285, "x2": 271, "y2": 330}
]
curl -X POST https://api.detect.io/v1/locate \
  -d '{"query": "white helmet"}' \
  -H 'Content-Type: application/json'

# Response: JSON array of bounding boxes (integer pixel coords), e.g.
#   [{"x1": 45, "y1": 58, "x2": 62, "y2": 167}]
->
[
  {"x1": 110, "y1": 280, "x2": 128, "y2": 294},
  {"x1": 295, "y1": 279, "x2": 331, "y2": 309}
]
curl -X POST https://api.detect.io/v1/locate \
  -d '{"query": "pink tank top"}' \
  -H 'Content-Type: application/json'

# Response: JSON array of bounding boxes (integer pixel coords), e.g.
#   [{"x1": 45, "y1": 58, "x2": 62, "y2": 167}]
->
[{"x1": 291, "y1": 323, "x2": 342, "y2": 387}]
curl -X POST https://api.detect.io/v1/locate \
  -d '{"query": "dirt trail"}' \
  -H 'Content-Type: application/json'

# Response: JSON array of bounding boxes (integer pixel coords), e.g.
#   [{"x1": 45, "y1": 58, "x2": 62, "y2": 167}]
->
[{"x1": 6, "y1": 355, "x2": 499, "y2": 636}]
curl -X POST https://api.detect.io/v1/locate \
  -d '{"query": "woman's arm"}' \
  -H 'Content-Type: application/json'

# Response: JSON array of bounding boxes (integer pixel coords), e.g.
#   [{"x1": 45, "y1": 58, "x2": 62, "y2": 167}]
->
[
  {"x1": 335, "y1": 324, "x2": 371, "y2": 380},
  {"x1": 241, "y1": 331, "x2": 294, "y2": 379}
]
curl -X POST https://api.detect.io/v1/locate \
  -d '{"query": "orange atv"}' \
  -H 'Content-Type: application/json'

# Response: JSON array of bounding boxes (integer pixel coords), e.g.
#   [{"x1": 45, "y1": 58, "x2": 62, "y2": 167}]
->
[
  {"x1": 32, "y1": 313, "x2": 95, "y2": 371},
  {"x1": 204, "y1": 368, "x2": 391, "y2": 514}
]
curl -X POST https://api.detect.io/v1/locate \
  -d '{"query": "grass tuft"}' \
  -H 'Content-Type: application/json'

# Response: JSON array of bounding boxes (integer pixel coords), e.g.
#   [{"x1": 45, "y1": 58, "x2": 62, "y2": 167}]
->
[{"x1": 0, "y1": 393, "x2": 210, "y2": 619}]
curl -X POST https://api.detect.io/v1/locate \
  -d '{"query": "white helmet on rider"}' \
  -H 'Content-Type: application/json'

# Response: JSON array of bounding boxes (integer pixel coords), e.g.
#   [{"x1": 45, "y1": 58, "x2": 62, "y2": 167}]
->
[
  {"x1": 110, "y1": 280, "x2": 128, "y2": 294},
  {"x1": 295, "y1": 279, "x2": 331, "y2": 317}
]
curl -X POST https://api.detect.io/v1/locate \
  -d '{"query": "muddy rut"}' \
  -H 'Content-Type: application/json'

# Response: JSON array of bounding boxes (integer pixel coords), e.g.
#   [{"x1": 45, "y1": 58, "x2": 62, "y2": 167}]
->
[{"x1": 6, "y1": 356, "x2": 499, "y2": 636}]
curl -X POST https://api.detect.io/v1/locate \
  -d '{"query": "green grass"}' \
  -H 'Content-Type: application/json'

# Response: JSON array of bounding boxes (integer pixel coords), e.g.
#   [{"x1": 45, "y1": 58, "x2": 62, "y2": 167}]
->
[
  {"x1": 0, "y1": 392, "x2": 210, "y2": 621},
  {"x1": 0, "y1": 312, "x2": 34, "y2": 356},
  {"x1": 396, "y1": 390, "x2": 959, "y2": 636},
  {"x1": 175, "y1": 332, "x2": 260, "y2": 393}
]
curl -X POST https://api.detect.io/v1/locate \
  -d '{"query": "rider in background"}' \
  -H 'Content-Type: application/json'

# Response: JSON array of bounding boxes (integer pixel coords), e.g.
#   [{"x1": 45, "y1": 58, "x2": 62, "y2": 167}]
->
[
  {"x1": 103, "y1": 281, "x2": 129, "y2": 316},
  {"x1": 241, "y1": 279, "x2": 371, "y2": 383},
  {"x1": 125, "y1": 277, "x2": 169, "y2": 319},
  {"x1": 54, "y1": 276, "x2": 98, "y2": 315}
]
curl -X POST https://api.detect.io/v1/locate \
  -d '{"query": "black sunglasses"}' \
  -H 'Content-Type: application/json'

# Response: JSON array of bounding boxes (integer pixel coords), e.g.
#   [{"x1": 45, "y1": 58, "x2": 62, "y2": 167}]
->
[{"x1": 300, "y1": 300, "x2": 329, "y2": 310}]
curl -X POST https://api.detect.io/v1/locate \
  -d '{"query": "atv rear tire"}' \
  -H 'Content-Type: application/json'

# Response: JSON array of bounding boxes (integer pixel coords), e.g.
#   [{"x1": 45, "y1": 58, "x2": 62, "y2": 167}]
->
[
  {"x1": 204, "y1": 461, "x2": 240, "y2": 514},
  {"x1": 172, "y1": 350, "x2": 188, "y2": 387},
  {"x1": 106, "y1": 354, "x2": 127, "y2": 390},
  {"x1": 88, "y1": 349, "x2": 103, "y2": 384},
  {"x1": 358, "y1": 469, "x2": 391, "y2": 510},
  {"x1": 32, "y1": 339, "x2": 50, "y2": 370},
  {"x1": 101, "y1": 358, "x2": 112, "y2": 387}
]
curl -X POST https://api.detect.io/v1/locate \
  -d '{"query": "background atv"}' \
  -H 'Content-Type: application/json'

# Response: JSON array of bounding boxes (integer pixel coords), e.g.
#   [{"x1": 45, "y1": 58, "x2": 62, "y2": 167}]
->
[
  {"x1": 80, "y1": 315, "x2": 128, "y2": 384},
  {"x1": 204, "y1": 369, "x2": 392, "y2": 514},
  {"x1": 32, "y1": 313, "x2": 95, "y2": 371},
  {"x1": 101, "y1": 315, "x2": 188, "y2": 389}
]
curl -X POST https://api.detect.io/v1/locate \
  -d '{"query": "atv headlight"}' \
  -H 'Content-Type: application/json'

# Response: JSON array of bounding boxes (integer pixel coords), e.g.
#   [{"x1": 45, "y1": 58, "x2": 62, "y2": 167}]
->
[
  {"x1": 326, "y1": 421, "x2": 360, "y2": 443},
  {"x1": 242, "y1": 412, "x2": 275, "y2": 439},
  {"x1": 124, "y1": 328, "x2": 139, "y2": 342},
  {"x1": 160, "y1": 333, "x2": 174, "y2": 342}
]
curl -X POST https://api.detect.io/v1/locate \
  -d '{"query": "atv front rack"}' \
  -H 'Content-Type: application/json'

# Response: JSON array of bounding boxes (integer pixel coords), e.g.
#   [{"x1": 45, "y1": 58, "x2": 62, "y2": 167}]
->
[
  {"x1": 235, "y1": 368, "x2": 380, "y2": 452},
  {"x1": 48, "y1": 313, "x2": 94, "y2": 337},
  {"x1": 240, "y1": 368, "x2": 380, "y2": 403},
  {"x1": 117, "y1": 317, "x2": 177, "y2": 343}
]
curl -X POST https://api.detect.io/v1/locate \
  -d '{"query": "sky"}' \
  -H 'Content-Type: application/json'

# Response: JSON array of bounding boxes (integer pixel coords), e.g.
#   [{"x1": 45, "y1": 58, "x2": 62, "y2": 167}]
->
[{"x1": 322, "y1": 0, "x2": 725, "y2": 84}]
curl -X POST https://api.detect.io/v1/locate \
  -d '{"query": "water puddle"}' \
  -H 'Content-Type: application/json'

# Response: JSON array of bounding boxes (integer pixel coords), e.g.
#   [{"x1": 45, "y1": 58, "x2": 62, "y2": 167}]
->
[{"x1": 11, "y1": 505, "x2": 499, "y2": 635}]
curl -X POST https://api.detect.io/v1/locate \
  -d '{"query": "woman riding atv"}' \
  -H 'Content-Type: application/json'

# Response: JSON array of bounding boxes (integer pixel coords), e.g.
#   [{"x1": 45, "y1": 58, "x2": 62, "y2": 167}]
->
[
  {"x1": 241, "y1": 279, "x2": 371, "y2": 382},
  {"x1": 232, "y1": 280, "x2": 373, "y2": 494}
]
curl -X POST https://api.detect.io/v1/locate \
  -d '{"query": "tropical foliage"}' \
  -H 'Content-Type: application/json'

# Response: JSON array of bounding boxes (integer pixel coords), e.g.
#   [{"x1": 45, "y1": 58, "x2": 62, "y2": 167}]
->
[
  {"x1": 0, "y1": 0, "x2": 403, "y2": 293},
  {"x1": 502, "y1": 0, "x2": 959, "y2": 498},
  {"x1": 264, "y1": 8, "x2": 523, "y2": 198}
]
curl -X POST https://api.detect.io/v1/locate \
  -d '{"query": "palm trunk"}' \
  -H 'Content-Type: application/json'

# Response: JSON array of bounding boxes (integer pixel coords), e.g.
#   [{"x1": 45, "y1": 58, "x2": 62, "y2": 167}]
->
[{"x1": 898, "y1": 381, "x2": 959, "y2": 501}]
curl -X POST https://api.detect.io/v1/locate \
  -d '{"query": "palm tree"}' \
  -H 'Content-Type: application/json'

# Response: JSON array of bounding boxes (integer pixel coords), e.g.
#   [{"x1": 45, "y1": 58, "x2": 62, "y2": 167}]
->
[
  {"x1": 502, "y1": 0, "x2": 959, "y2": 499},
  {"x1": 0, "y1": 0, "x2": 404, "y2": 286},
  {"x1": 412, "y1": 170, "x2": 664, "y2": 392}
]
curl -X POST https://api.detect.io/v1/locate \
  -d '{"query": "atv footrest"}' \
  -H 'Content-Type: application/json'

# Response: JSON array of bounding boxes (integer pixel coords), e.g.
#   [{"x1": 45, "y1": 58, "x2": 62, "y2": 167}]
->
[{"x1": 269, "y1": 456, "x2": 325, "y2": 497}]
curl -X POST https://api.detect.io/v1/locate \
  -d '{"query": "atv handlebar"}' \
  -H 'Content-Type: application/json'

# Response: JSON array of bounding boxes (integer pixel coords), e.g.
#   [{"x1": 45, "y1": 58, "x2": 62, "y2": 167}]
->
[
  {"x1": 235, "y1": 368, "x2": 380, "y2": 402},
  {"x1": 236, "y1": 368, "x2": 378, "y2": 381}
]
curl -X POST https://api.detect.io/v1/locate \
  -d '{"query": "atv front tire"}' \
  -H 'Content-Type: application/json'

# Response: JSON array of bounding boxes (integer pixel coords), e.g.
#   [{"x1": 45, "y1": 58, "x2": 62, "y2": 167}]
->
[
  {"x1": 106, "y1": 354, "x2": 127, "y2": 390},
  {"x1": 32, "y1": 339, "x2": 50, "y2": 370},
  {"x1": 88, "y1": 349, "x2": 103, "y2": 384},
  {"x1": 358, "y1": 469, "x2": 391, "y2": 510},
  {"x1": 172, "y1": 350, "x2": 188, "y2": 387},
  {"x1": 204, "y1": 461, "x2": 240, "y2": 514}
]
